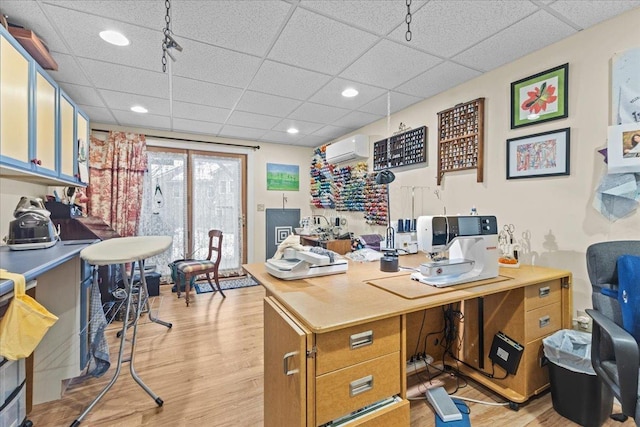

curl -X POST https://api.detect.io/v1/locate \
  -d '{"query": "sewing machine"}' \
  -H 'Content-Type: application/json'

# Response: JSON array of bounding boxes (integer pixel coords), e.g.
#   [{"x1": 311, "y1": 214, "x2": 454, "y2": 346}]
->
[
  {"x1": 410, "y1": 215, "x2": 499, "y2": 287},
  {"x1": 265, "y1": 247, "x2": 348, "y2": 280}
]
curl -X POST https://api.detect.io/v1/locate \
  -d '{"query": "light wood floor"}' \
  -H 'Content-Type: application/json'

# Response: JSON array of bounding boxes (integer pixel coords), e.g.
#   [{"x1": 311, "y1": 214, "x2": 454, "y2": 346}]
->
[{"x1": 27, "y1": 284, "x2": 634, "y2": 427}]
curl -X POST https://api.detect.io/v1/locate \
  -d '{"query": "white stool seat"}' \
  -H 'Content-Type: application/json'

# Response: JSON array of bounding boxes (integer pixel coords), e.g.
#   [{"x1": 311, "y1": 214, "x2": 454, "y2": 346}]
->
[{"x1": 81, "y1": 236, "x2": 172, "y2": 265}]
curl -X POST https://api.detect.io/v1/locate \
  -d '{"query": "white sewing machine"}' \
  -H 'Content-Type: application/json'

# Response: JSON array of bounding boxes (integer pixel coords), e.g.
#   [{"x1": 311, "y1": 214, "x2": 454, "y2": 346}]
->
[
  {"x1": 265, "y1": 247, "x2": 348, "y2": 280},
  {"x1": 410, "y1": 215, "x2": 499, "y2": 287}
]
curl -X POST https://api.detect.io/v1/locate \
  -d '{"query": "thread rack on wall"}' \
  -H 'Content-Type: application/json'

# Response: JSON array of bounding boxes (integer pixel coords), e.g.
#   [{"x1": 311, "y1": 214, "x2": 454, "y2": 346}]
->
[
  {"x1": 436, "y1": 98, "x2": 485, "y2": 185},
  {"x1": 373, "y1": 125, "x2": 427, "y2": 171},
  {"x1": 310, "y1": 146, "x2": 335, "y2": 208}
]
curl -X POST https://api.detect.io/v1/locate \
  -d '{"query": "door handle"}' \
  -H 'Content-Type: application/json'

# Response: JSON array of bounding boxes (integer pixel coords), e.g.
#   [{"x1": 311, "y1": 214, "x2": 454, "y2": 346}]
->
[{"x1": 283, "y1": 351, "x2": 298, "y2": 376}]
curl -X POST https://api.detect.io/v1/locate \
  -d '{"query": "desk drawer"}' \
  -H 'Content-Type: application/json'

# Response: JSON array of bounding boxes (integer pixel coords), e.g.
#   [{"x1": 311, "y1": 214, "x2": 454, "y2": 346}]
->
[
  {"x1": 525, "y1": 280, "x2": 561, "y2": 311},
  {"x1": 349, "y1": 399, "x2": 410, "y2": 427},
  {"x1": 316, "y1": 352, "x2": 400, "y2": 425},
  {"x1": 525, "y1": 302, "x2": 561, "y2": 343},
  {"x1": 316, "y1": 317, "x2": 400, "y2": 375}
]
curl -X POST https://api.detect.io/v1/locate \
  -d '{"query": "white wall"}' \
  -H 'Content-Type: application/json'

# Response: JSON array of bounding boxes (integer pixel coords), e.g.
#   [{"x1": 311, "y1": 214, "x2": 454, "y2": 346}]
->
[{"x1": 317, "y1": 8, "x2": 640, "y2": 314}]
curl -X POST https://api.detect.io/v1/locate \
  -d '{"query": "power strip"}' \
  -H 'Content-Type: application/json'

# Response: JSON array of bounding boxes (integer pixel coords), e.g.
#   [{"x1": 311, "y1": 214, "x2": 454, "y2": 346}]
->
[{"x1": 406, "y1": 355, "x2": 434, "y2": 376}]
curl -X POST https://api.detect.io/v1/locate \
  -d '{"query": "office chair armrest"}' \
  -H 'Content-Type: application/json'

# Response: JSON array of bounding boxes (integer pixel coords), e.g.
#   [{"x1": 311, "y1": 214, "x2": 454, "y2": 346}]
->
[{"x1": 587, "y1": 308, "x2": 639, "y2": 416}]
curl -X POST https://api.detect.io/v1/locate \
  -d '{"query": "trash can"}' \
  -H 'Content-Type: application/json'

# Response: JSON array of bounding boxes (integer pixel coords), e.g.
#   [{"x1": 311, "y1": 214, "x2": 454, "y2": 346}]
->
[{"x1": 542, "y1": 330, "x2": 613, "y2": 427}]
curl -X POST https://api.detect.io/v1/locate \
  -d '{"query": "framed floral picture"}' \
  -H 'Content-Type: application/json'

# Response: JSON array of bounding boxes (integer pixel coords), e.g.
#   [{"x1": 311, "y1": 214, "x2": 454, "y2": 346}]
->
[
  {"x1": 510, "y1": 63, "x2": 569, "y2": 129},
  {"x1": 506, "y1": 128, "x2": 570, "y2": 179}
]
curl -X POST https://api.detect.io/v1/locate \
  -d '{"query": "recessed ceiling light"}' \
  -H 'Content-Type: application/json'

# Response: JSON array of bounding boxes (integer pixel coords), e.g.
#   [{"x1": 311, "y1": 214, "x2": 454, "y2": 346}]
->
[
  {"x1": 287, "y1": 127, "x2": 299, "y2": 134},
  {"x1": 99, "y1": 30, "x2": 130, "y2": 46},
  {"x1": 342, "y1": 88, "x2": 359, "y2": 98},
  {"x1": 131, "y1": 106, "x2": 148, "y2": 113}
]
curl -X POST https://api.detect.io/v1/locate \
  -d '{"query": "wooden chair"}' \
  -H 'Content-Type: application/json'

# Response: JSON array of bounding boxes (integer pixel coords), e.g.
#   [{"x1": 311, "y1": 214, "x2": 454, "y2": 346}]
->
[{"x1": 174, "y1": 230, "x2": 226, "y2": 306}]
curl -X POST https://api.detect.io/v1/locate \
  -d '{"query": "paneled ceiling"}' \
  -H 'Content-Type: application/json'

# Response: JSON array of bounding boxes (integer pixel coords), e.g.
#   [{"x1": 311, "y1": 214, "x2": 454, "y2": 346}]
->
[{"x1": 2, "y1": 1, "x2": 639, "y2": 147}]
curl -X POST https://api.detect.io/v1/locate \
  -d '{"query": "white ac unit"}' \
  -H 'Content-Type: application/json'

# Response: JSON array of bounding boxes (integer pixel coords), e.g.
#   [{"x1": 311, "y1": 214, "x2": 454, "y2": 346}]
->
[{"x1": 325, "y1": 134, "x2": 369, "y2": 164}]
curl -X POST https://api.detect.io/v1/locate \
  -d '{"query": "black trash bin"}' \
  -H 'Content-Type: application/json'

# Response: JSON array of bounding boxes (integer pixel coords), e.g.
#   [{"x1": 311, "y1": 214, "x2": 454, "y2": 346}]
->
[{"x1": 543, "y1": 329, "x2": 613, "y2": 427}]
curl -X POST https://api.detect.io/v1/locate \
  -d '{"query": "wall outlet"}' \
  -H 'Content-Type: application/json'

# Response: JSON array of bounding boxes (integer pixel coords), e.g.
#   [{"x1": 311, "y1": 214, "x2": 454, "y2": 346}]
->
[
  {"x1": 574, "y1": 310, "x2": 592, "y2": 332},
  {"x1": 257, "y1": 204, "x2": 265, "y2": 211},
  {"x1": 406, "y1": 355, "x2": 434, "y2": 376}
]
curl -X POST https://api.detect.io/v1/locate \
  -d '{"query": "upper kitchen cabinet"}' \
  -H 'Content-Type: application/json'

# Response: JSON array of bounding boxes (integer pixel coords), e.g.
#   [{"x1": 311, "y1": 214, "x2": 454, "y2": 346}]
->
[
  {"x1": 0, "y1": 25, "x2": 88, "y2": 186},
  {"x1": 0, "y1": 28, "x2": 31, "y2": 170}
]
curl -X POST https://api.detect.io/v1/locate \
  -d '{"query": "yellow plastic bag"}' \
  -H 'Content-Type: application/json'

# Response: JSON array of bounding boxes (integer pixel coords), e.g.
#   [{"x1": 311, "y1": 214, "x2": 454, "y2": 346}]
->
[{"x1": 0, "y1": 269, "x2": 58, "y2": 360}]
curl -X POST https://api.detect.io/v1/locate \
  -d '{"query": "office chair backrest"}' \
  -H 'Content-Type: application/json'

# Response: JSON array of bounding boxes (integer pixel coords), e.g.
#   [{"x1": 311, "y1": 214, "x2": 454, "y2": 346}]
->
[{"x1": 586, "y1": 240, "x2": 640, "y2": 325}]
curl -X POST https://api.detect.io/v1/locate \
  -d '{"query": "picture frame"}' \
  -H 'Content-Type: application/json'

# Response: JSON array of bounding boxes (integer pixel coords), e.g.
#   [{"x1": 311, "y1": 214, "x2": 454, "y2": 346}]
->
[
  {"x1": 266, "y1": 163, "x2": 299, "y2": 191},
  {"x1": 510, "y1": 63, "x2": 568, "y2": 129},
  {"x1": 506, "y1": 128, "x2": 570, "y2": 179},
  {"x1": 607, "y1": 123, "x2": 640, "y2": 174}
]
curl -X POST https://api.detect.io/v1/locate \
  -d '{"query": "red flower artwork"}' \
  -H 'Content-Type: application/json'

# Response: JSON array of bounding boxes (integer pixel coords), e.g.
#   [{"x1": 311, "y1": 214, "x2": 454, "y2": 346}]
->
[{"x1": 520, "y1": 82, "x2": 557, "y2": 115}]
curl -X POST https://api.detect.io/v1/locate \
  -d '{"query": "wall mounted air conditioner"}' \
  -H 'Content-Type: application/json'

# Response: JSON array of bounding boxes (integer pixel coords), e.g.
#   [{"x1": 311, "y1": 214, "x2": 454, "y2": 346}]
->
[{"x1": 325, "y1": 134, "x2": 369, "y2": 164}]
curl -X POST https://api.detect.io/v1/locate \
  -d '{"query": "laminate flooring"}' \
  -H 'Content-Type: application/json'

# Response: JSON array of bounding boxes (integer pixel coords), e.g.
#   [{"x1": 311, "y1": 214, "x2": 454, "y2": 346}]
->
[{"x1": 27, "y1": 285, "x2": 634, "y2": 427}]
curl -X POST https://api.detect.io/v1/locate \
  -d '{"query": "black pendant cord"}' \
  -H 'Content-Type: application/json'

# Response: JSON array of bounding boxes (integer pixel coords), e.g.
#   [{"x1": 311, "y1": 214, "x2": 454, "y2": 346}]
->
[
  {"x1": 405, "y1": 0, "x2": 412, "y2": 42},
  {"x1": 162, "y1": 0, "x2": 171, "y2": 72}
]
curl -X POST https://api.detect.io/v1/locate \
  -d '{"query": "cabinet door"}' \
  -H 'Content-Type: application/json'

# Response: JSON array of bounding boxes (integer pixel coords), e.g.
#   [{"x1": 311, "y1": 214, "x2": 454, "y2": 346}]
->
[
  {"x1": 59, "y1": 91, "x2": 76, "y2": 181},
  {"x1": 76, "y1": 109, "x2": 89, "y2": 184},
  {"x1": 34, "y1": 68, "x2": 57, "y2": 176},
  {"x1": 0, "y1": 32, "x2": 31, "y2": 168},
  {"x1": 264, "y1": 297, "x2": 309, "y2": 427}
]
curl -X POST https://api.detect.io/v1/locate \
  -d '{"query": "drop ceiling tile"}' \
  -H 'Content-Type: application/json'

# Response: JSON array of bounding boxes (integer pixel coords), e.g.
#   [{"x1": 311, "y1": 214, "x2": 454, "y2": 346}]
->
[
  {"x1": 57, "y1": 84, "x2": 105, "y2": 108},
  {"x1": 357, "y1": 92, "x2": 422, "y2": 116},
  {"x1": 172, "y1": 77, "x2": 243, "y2": 109},
  {"x1": 249, "y1": 60, "x2": 332, "y2": 100},
  {"x1": 272, "y1": 119, "x2": 324, "y2": 134},
  {"x1": 77, "y1": 58, "x2": 169, "y2": 98},
  {"x1": 171, "y1": 39, "x2": 262, "y2": 88},
  {"x1": 235, "y1": 91, "x2": 302, "y2": 117},
  {"x1": 267, "y1": 7, "x2": 377, "y2": 75},
  {"x1": 41, "y1": 4, "x2": 161, "y2": 72},
  {"x1": 218, "y1": 125, "x2": 267, "y2": 140},
  {"x1": 172, "y1": 1, "x2": 291, "y2": 56},
  {"x1": 308, "y1": 78, "x2": 386, "y2": 109},
  {"x1": 112, "y1": 110, "x2": 171, "y2": 129},
  {"x1": 47, "y1": 52, "x2": 91, "y2": 86},
  {"x1": 340, "y1": 39, "x2": 442, "y2": 88},
  {"x1": 99, "y1": 90, "x2": 170, "y2": 116},
  {"x1": 172, "y1": 102, "x2": 230, "y2": 124},
  {"x1": 452, "y1": 10, "x2": 576, "y2": 72},
  {"x1": 331, "y1": 110, "x2": 382, "y2": 129},
  {"x1": 172, "y1": 118, "x2": 223, "y2": 136},
  {"x1": 288, "y1": 102, "x2": 351, "y2": 124},
  {"x1": 76, "y1": 104, "x2": 116, "y2": 125},
  {"x1": 226, "y1": 111, "x2": 282, "y2": 130},
  {"x1": 300, "y1": 1, "x2": 426, "y2": 36},
  {"x1": 397, "y1": 61, "x2": 482, "y2": 98},
  {"x1": 296, "y1": 134, "x2": 329, "y2": 147},
  {"x1": 388, "y1": 1, "x2": 539, "y2": 57},
  {"x1": 549, "y1": 0, "x2": 640, "y2": 28},
  {"x1": 259, "y1": 130, "x2": 306, "y2": 145},
  {"x1": 1, "y1": 1, "x2": 70, "y2": 54},
  {"x1": 45, "y1": 1, "x2": 165, "y2": 30},
  {"x1": 312, "y1": 125, "x2": 354, "y2": 139}
]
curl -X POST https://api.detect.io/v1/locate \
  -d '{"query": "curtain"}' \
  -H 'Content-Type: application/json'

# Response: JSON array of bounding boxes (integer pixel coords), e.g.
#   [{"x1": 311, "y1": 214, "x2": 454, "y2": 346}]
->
[{"x1": 87, "y1": 132, "x2": 147, "y2": 237}]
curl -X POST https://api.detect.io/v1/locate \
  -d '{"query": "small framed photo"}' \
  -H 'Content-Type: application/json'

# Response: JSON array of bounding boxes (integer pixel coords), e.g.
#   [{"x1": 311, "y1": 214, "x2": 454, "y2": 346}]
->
[
  {"x1": 607, "y1": 123, "x2": 640, "y2": 173},
  {"x1": 506, "y1": 128, "x2": 570, "y2": 179},
  {"x1": 510, "y1": 63, "x2": 569, "y2": 129}
]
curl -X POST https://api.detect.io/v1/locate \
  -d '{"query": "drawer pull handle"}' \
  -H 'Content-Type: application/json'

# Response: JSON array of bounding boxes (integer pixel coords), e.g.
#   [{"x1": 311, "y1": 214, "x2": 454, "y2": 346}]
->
[
  {"x1": 283, "y1": 351, "x2": 298, "y2": 376},
  {"x1": 350, "y1": 330, "x2": 373, "y2": 349},
  {"x1": 539, "y1": 315, "x2": 551, "y2": 328},
  {"x1": 350, "y1": 375, "x2": 373, "y2": 397},
  {"x1": 538, "y1": 286, "x2": 550, "y2": 298}
]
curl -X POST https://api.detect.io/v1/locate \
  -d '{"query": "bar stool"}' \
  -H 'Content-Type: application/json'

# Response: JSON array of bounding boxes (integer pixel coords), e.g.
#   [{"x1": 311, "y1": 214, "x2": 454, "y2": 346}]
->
[{"x1": 71, "y1": 236, "x2": 173, "y2": 427}]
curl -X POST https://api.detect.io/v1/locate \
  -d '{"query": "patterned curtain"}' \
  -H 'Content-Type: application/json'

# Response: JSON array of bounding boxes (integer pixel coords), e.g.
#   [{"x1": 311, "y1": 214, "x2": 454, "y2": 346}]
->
[{"x1": 87, "y1": 132, "x2": 147, "y2": 237}]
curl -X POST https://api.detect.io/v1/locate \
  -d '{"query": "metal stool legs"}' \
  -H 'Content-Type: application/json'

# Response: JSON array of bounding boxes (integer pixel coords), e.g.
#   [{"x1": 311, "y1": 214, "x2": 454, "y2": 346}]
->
[{"x1": 71, "y1": 260, "x2": 170, "y2": 426}]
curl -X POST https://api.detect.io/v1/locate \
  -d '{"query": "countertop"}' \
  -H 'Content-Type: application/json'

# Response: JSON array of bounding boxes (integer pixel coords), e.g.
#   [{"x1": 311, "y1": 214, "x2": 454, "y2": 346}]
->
[{"x1": 0, "y1": 239, "x2": 97, "y2": 298}]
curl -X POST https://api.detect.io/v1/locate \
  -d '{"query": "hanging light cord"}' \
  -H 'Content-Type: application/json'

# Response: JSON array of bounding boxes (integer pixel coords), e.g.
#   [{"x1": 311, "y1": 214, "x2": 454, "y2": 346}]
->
[
  {"x1": 405, "y1": 0, "x2": 412, "y2": 42},
  {"x1": 162, "y1": 0, "x2": 171, "y2": 72}
]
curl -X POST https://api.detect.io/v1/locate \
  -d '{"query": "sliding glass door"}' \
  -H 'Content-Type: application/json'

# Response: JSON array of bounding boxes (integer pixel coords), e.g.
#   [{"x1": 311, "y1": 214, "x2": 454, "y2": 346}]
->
[{"x1": 140, "y1": 147, "x2": 247, "y2": 278}]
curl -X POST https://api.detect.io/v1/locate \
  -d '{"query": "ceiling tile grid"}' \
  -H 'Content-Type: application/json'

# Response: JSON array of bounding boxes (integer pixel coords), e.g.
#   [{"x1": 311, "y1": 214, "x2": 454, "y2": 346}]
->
[{"x1": 0, "y1": 0, "x2": 637, "y2": 146}]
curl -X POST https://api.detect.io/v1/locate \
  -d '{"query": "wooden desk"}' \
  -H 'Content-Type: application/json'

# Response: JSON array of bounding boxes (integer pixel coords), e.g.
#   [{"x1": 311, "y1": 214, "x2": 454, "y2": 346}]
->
[
  {"x1": 299, "y1": 235, "x2": 352, "y2": 255},
  {"x1": 244, "y1": 256, "x2": 572, "y2": 426}
]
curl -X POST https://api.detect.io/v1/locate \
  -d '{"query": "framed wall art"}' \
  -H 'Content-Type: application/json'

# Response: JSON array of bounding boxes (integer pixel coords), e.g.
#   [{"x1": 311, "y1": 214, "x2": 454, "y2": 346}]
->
[
  {"x1": 510, "y1": 63, "x2": 568, "y2": 129},
  {"x1": 267, "y1": 163, "x2": 299, "y2": 191},
  {"x1": 607, "y1": 123, "x2": 640, "y2": 173},
  {"x1": 506, "y1": 128, "x2": 570, "y2": 179}
]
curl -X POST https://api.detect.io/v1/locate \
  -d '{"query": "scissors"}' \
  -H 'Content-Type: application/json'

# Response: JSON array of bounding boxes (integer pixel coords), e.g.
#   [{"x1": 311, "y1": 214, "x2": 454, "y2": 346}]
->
[{"x1": 503, "y1": 224, "x2": 515, "y2": 243}]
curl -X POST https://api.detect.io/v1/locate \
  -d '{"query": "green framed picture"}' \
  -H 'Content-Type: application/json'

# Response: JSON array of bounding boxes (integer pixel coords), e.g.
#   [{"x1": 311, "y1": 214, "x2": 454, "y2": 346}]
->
[
  {"x1": 267, "y1": 163, "x2": 299, "y2": 191},
  {"x1": 510, "y1": 63, "x2": 569, "y2": 129}
]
